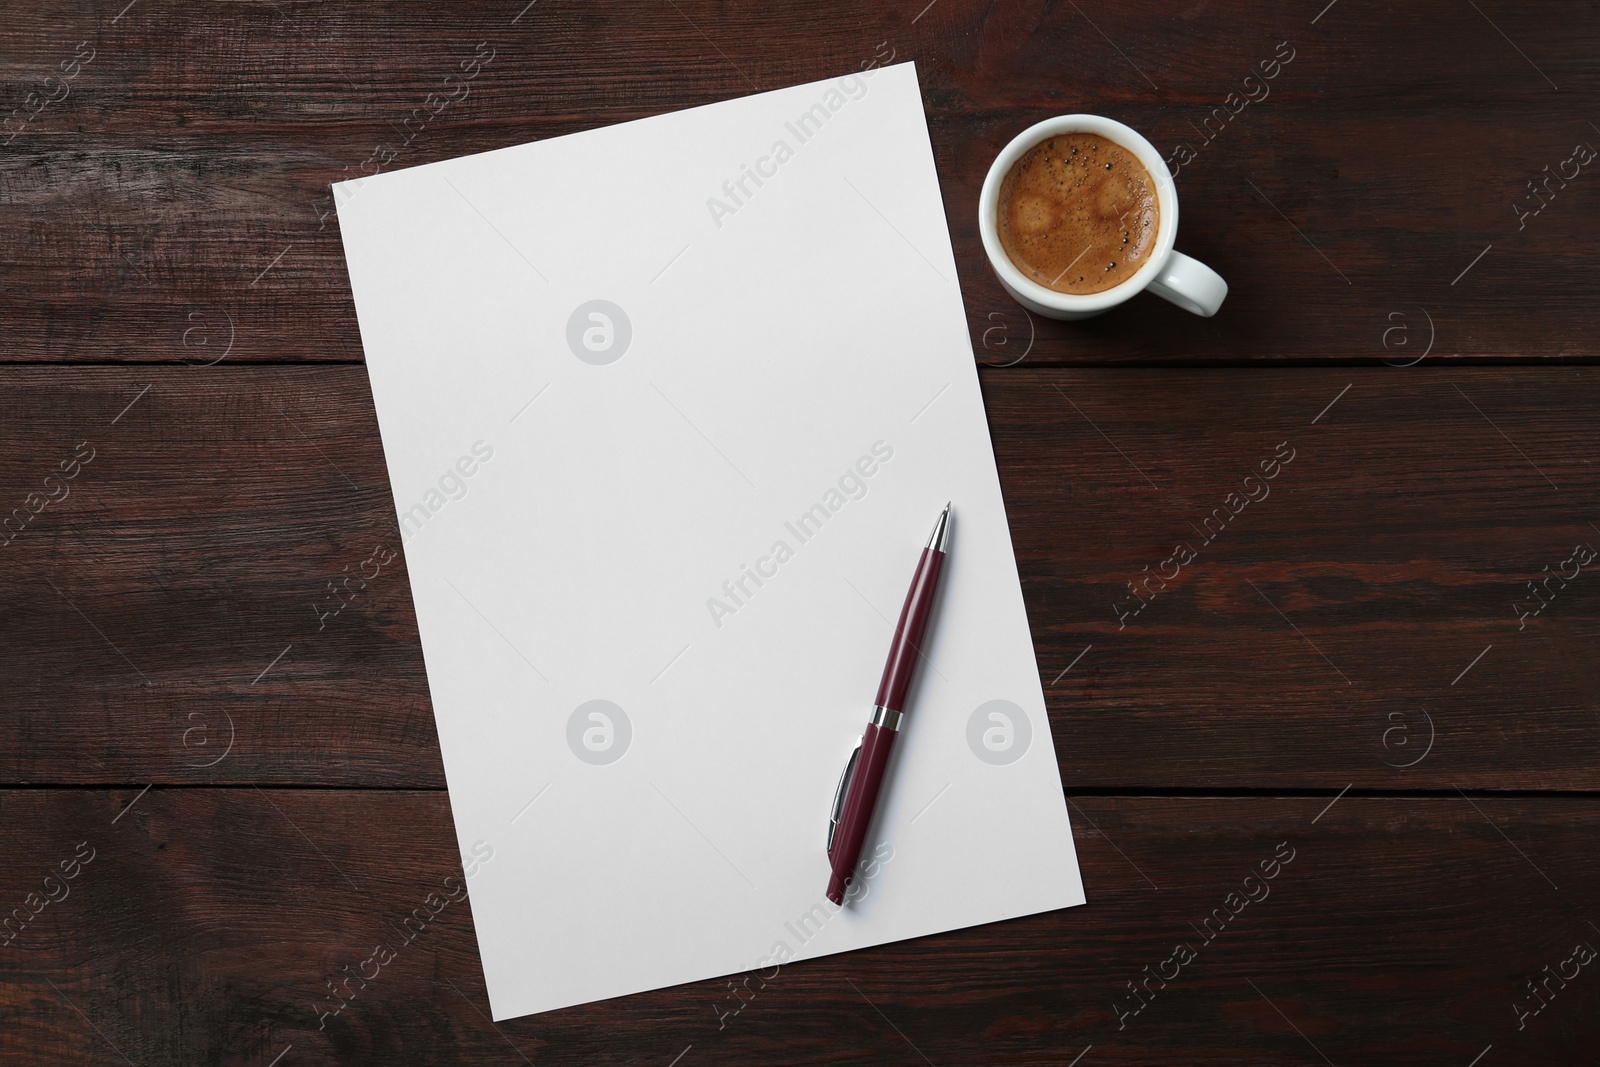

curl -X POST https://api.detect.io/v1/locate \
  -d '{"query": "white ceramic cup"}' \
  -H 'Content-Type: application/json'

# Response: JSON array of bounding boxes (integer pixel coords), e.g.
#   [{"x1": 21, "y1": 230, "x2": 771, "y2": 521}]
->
[{"x1": 979, "y1": 115, "x2": 1227, "y2": 319}]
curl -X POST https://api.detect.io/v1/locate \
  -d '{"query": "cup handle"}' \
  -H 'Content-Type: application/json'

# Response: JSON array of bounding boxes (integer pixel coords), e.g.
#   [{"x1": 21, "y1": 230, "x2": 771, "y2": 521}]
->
[{"x1": 1146, "y1": 251, "x2": 1227, "y2": 317}]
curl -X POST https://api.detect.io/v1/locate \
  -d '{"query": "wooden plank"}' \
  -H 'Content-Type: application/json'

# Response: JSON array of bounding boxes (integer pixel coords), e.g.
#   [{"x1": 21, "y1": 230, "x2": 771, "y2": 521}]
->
[
  {"x1": 0, "y1": 790, "x2": 1594, "y2": 1065},
  {"x1": 998, "y1": 366, "x2": 1600, "y2": 790},
  {"x1": 1, "y1": 1, "x2": 1596, "y2": 364},
  {"x1": 1, "y1": 366, "x2": 1595, "y2": 788}
]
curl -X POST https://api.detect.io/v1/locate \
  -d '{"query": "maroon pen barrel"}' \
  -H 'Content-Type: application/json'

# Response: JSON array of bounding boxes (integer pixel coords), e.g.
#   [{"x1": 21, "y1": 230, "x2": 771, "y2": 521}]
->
[
  {"x1": 826, "y1": 722, "x2": 897, "y2": 905},
  {"x1": 873, "y1": 547, "x2": 946, "y2": 713},
  {"x1": 827, "y1": 517, "x2": 948, "y2": 906}
]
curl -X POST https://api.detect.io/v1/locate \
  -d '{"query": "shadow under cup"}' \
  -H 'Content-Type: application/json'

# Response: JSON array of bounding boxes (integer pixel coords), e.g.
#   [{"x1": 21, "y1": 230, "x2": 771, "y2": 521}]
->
[{"x1": 979, "y1": 115, "x2": 1227, "y2": 320}]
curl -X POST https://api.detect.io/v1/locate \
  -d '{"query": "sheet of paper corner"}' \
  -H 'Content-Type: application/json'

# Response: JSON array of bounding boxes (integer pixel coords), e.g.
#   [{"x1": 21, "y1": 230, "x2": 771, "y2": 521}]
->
[{"x1": 333, "y1": 61, "x2": 1084, "y2": 1021}]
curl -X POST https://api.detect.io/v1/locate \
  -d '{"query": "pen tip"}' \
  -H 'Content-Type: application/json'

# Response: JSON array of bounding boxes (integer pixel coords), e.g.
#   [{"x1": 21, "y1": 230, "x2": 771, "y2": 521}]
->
[{"x1": 927, "y1": 503, "x2": 952, "y2": 552}]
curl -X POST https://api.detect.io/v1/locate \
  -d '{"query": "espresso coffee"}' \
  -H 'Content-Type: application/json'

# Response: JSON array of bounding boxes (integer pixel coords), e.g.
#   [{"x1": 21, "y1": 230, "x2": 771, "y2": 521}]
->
[{"x1": 997, "y1": 132, "x2": 1160, "y2": 295}]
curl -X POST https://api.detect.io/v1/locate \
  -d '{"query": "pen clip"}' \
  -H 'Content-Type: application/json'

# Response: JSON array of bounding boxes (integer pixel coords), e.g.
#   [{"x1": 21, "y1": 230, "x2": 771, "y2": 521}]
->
[{"x1": 827, "y1": 737, "x2": 862, "y2": 857}]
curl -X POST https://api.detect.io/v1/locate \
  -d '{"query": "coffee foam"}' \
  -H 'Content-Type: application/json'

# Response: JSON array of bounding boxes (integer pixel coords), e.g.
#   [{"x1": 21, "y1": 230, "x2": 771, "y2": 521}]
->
[{"x1": 997, "y1": 132, "x2": 1160, "y2": 296}]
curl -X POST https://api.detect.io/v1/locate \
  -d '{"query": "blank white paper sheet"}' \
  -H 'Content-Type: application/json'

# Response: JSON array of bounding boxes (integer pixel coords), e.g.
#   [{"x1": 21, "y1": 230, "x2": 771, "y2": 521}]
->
[{"x1": 334, "y1": 61, "x2": 1084, "y2": 1021}]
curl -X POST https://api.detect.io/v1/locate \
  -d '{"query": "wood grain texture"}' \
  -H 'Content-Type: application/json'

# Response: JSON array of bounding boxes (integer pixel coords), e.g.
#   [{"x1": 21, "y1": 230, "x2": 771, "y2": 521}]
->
[
  {"x1": 1, "y1": 0, "x2": 1596, "y2": 364},
  {"x1": 2, "y1": 367, "x2": 1595, "y2": 788},
  {"x1": 998, "y1": 365, "x2": 1600, "y2": 790},
  {"x1": 1, "y1": 790, "x2": 1595, "y2": 1066}
]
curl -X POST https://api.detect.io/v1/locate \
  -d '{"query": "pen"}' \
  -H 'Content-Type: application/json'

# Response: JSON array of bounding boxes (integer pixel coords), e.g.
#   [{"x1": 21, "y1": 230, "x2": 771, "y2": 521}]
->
[{"x1": 826, "y1": 502, "x2": 951, "y2": 905}]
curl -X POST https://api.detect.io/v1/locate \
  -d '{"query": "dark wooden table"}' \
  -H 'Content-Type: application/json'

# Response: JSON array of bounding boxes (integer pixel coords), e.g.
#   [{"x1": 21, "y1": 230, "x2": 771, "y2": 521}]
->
[{"x1": 4, "y1": 1, "x2": 1598, "y2": 1064}]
